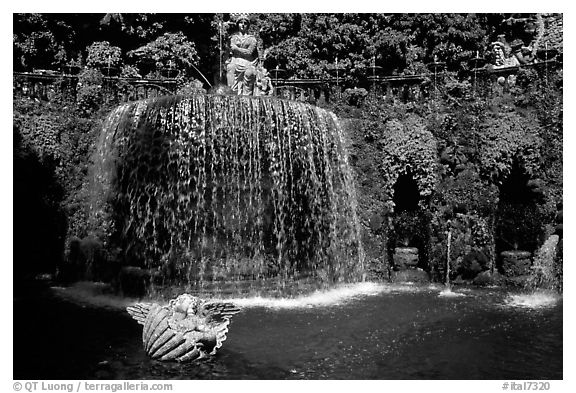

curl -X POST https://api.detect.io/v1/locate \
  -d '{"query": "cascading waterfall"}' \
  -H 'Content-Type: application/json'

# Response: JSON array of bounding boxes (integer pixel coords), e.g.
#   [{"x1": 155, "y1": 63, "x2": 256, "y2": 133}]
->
[
  {"x1": 526, "y1": 234, "x2": 562, "y2": 292},
  {"x1": 90, "y1": 94, "x2": 364, "y2": 290}
]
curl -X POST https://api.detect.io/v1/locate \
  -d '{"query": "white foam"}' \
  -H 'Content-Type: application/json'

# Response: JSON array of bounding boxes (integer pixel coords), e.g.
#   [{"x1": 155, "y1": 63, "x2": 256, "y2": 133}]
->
[
  {"x1": 51, "y1": 281, "x2": 432, "y2": 310},
  {"x1": 438, "y1": 288, "x2": 467, "y2": 298},
  {"x1": 504, "y1": 291, "x2": 561, "y2": 309},
  {"x1": 51, "y1": 282, "x2": 136, "y2": 310},
  {"x1": 214, "y1": 282, "x2": 423, "y2": 309}
]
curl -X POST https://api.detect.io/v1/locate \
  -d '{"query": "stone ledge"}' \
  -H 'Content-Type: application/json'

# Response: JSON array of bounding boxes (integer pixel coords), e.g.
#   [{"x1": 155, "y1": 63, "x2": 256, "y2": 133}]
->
[{"x1": 390, "y1": 268, "x2": 430, "y2": 283}]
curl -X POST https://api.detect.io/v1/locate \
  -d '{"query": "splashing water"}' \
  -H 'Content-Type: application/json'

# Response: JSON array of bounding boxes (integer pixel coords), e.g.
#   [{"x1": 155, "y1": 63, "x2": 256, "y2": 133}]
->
[
  {"x1": 498, "y1": 235, "x2": 562, "y2": 309},
  {"x1": 52, "y1": 281, "x2": 431, "y2": 311},
  {"x1": 221, "y1": 282, "x2": 428, "y2": 309},
  {"x1": 526, "y1": 234, "x2": 562, "y2": 292},
  {"x1": 438, "y1": 288, "x2": 466, "y2": 298},
  {"x1": 90, "y1": 94, "x2": 364, "y2": 290},
  {"x1": 504, "y1": 291, "x2": 560, "y2": 309}
]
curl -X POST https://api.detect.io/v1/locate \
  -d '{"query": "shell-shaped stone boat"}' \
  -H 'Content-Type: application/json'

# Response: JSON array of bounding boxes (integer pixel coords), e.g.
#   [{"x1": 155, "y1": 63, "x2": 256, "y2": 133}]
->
[{"x1": 127, "y1": 294, "x2": 240, "y2": 362}]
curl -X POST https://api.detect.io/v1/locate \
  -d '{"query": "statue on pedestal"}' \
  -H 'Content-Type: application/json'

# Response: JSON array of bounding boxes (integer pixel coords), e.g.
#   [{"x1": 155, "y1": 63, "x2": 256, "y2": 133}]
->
[
  {"x1": 510, "y1": 39, "x2": 535, "y2": 65},
  {"x1": 225, "y1": 13, "x2": 274, "y2": 96},
  {"x1": 490, "y1": 41, "x2": 520, "y2": 68},
  {"x1": 226, "y1": 13, "x2": 259, "y2": 95}
]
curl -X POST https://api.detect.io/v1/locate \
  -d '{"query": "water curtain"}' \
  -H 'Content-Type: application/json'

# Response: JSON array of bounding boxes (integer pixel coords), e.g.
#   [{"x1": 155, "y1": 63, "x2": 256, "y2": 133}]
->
[{"x1": 90, "y1": 94, "x2": 364, "y2": 287}]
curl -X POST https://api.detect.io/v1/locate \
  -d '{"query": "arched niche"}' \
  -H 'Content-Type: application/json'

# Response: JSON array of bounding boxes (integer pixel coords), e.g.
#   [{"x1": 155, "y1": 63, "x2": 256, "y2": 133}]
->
[
  {"x1": 495, "y1": 160, "x2": 545, "y2": 256},
  {"x1": 389, "y1": 170, "x2": 430, "y2": 270},
  {"x1": 393, "y1": 172, "x2": 420, "y2": 213}
]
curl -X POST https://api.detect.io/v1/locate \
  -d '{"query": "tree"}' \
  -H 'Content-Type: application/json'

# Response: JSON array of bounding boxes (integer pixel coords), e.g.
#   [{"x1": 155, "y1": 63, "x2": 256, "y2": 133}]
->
[
  {"x1": 127, "y1": 32, "x2": 200, "y2": 79},
  {"x1": 13, "y1": 13, "x2": 72, "y2": 70},
  {"x1": 254, "y1": 13, "x2": 495, "y2": 86}
]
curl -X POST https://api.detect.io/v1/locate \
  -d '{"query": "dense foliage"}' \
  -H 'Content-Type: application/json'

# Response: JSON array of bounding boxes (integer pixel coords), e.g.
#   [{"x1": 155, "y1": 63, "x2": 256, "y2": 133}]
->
[
  {"x1": 86, "y1": 41, "x2": 123, "y2": 69},
  {"x1": 127, "y1": 32, "x2": 199, "y2": 80},
  {"x1": 258, "y1": 13, "x2": 499, "y2": 83},
  {"x1": 13, "y1": 13, "x2": 563, "y2": 285},
  {"x1": 14, "y1": 13, "x2": 509, "y2": 86},
  {"x1": 478, "y1": 113, "x2": 543, "y2": 184},
  {"x1": 13, "y1": 96, "x2": 105, "y2": 279},
  {"x1": 14, "y1": 13, "x2": 213, "y2": 80},
  {"x1": 13, "y1": 13, "x2": 73, "y2": 71},
  {"x1": 326, "y1": 66, "x2": 562, "y2": 280}
]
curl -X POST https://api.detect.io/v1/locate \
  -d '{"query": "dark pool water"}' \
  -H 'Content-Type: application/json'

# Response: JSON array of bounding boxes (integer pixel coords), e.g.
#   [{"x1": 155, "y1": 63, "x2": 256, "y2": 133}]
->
[{"x1": 13, "y1": 282, "x2": 562, "y2": 380}]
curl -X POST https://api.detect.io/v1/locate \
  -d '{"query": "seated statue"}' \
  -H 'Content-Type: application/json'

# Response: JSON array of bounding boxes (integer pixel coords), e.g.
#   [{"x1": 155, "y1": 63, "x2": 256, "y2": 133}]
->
[
  {"x1": 510, "y1": 39, "x2": 536, "y2": 65},
  {"x1": 226, "y1": 14, "x2": 259, "y2": 95}
]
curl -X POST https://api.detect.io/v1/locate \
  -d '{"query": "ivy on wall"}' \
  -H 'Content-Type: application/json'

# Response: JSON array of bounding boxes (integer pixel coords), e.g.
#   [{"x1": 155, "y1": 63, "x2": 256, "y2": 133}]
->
[
  {"x1": 13, "y1": 56, "x2": 562, "y2": 283},
  {"x1": 430, "y1": 212, "x2": 494, "y2": 280},
  {"x1": 429, "y1": 167, "x2": 499, "y2": 278},
  {"x1": 478, "y1": 112, "x2": 543, "y2": 185},
  {"x1": 14, "y1": 97, "x2": 104, "y2": 251},
  {"x1": 378, "y1": 115, "x2": 439, "y2": 213},
  {"x1": 330, "y1": 73, "x2": 561, "y2": 279}
]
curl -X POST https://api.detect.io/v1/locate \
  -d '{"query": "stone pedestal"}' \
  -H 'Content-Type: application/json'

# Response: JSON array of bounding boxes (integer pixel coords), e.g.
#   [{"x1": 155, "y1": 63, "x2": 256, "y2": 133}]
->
[
  {"x1": 500, "y1": 250, "x2": 532, "y2": 277},
  {"x1": 393, "y1": 247, "x2": 419, "y2": 270},
  {"x1": 390, "y1": 268, "x2": 430, "y2": 283},
  {"x1": 472, "y1": 270, "x2": 505, "y2": 286}
]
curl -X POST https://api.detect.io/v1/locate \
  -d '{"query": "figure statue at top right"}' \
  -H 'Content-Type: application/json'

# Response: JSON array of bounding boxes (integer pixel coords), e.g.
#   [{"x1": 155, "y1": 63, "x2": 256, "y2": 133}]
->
[
  {"x1": 490, "y1": 41, "x2": 520, "y2": 68},
  {"x1": 510, "y1": 39, "x2": 536, "y2": 65}
]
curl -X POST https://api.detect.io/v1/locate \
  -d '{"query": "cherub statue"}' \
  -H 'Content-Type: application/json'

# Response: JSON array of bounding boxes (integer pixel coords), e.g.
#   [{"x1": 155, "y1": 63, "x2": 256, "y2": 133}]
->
[
  {"x1": 127, "y1": 294, "x2": 240, "y2": 362},
  {"x1": 254, "y1": 66, "x2": 274, "y2": 96}
]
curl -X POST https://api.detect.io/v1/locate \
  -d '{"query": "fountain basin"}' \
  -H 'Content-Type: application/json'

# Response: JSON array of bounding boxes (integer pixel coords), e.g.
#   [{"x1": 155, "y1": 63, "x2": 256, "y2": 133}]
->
[{"x1": 14, "y1": 281, "x2": 562, "y2": 379}]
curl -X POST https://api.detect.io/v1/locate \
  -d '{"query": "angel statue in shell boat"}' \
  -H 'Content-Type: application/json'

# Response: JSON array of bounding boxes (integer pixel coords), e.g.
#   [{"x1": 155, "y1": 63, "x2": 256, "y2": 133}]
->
[{"x1": 127, "y1": 294, "x2": 241, "y2": 362}]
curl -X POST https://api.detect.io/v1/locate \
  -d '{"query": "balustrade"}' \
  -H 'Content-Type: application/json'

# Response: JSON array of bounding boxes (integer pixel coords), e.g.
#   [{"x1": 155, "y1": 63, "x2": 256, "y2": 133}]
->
[
  {"x1": 13, "y1": 72, "x2": 177, "y2": 103},
  {"x1": 13, "y1": 58, "x2": 560, "y2": 106}
]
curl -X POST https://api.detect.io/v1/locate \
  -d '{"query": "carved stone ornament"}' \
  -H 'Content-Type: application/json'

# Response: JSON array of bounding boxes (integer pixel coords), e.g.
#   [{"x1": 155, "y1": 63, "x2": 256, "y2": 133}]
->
[{"x1": 127, "y1": 294, "x2": 241, "y2": 362}]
